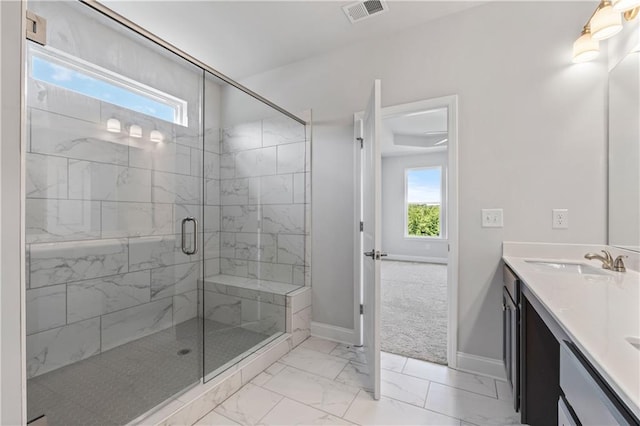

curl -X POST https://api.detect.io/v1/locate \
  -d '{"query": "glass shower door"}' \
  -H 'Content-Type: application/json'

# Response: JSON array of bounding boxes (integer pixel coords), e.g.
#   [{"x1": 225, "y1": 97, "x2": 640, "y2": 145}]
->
[{"x1": 24, "y1": 2, "x2": 204, "y2": 424}]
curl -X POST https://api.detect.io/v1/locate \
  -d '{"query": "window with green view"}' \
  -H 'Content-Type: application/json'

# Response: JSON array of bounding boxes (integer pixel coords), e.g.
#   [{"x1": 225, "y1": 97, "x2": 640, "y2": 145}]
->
[{"x1": 406, "y1": 167, "x2": 442, "y2": 238}]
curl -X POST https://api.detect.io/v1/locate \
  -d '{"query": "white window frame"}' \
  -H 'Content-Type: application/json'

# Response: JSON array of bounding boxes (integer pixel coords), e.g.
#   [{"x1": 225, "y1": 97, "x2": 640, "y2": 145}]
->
[
  {"x1": 29, "y1": 44, "x2": 189, "y2": 126},
  {"x1": 404, "y1": 165, "x2": 446, "y2": 240}
]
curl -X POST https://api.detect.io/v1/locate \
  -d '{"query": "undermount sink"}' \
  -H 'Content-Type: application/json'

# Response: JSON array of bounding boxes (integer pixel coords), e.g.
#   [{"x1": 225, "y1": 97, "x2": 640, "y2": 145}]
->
[
  {"x1": 525, "y1": 260, "x2": 610, "y2": 276},
  {"x1": 626, "y1": 337, "x2": 640, "y2": 351}
]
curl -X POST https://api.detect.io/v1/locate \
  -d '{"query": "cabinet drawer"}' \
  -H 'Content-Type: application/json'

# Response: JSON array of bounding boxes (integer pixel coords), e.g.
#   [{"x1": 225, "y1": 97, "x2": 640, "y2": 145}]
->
[{"x1": 560, "y1": 342, "x2": 635, "y2": 425}]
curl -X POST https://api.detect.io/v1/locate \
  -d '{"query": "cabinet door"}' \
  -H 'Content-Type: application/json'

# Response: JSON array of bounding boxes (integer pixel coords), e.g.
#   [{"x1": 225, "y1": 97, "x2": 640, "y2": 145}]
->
[
  {"x1": 502, "y1": 290, "x2": 512, "y2": 384},
  {"x1": 558, "y1": 397, "x2": 577, "y2": 426}
]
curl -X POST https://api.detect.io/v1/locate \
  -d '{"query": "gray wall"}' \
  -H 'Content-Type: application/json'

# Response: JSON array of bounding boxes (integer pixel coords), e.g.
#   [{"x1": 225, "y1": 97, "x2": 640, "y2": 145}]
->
[
  {"x1": 381, "y1": 152, "x2": 448, "y2": 262},
  {"x1": 234, "y1": 1, "x2": 608, "y2": 359}
]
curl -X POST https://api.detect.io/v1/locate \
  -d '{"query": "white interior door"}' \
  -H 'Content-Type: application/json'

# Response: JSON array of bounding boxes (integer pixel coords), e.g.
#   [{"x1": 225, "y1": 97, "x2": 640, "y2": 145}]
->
[{"x1": 362, "y1": 80, "x2": 382, "y2": 399}]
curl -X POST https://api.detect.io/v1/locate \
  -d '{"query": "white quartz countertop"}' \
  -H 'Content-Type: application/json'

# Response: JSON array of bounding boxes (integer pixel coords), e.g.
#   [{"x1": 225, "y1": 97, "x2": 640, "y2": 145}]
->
[{"x1": 502, "y1": 243, "x2": 640, "y2": 419}]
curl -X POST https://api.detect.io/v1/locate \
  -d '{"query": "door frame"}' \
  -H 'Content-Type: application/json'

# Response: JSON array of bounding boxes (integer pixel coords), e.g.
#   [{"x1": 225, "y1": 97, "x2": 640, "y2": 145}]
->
[{"x1": 353, "y1": 94, "x2": 459, "y2": 368}]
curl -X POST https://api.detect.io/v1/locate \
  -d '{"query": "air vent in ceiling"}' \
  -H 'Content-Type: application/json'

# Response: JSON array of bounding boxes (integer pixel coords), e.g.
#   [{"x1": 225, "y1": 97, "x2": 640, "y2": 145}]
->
[{"x1": 342, "y1": 0, "x2": 389, "y2": 24}]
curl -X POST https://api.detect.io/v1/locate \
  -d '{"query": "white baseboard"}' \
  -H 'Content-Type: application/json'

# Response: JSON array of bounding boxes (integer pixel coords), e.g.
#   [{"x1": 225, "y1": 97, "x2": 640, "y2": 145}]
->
[
  {"x1": 385, "y1": 254, "x2": 448, "y2": 264},
  {"x1": 456, "y1": 352, "x2": 506, "y2": 381},
  {"x1": 311, "y1": 322, "x2": 356, "y2": 345}
]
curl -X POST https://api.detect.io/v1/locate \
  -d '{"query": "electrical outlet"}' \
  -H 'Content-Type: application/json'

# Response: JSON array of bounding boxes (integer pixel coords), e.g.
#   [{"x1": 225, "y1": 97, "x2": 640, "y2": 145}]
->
[
  {"x1": 552, "y1": 209, "x2": 569, "y2": 229},
  {"x1": 482, "y1": 209, "x2": 504, "y2": 228}
]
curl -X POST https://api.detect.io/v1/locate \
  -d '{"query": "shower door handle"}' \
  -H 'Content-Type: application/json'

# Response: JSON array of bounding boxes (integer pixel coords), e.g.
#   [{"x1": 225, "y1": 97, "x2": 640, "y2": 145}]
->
[{"x1": 181, "y1": 217, "x2": 198, "y2": 255}]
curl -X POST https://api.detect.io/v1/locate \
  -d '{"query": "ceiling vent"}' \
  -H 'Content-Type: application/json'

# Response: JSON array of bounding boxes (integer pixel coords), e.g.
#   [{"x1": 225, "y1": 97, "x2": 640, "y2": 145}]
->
[{"x1": 342, "y1": 0, "x2": 389, "y2": 24}]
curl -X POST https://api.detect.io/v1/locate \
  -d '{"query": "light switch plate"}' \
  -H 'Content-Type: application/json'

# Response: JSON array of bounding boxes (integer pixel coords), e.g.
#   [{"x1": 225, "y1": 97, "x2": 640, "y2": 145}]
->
[
  {"x1": 552, "y1": 209, "x2": 569, "y2": 229},
  {"x1": 482, "y1": 209, "x2": 504, "y2": 228}
]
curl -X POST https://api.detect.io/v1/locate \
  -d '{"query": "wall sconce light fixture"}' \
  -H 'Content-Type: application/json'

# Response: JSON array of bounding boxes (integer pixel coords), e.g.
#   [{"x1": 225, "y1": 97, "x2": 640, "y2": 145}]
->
[
  {"x1": 150, "y1": 130, "x2": 164, "y2": 143},
  {"x1": 106, "y1": 118, "x2": 121, "y2": 133},
  {"x1": 573, "y1": 0, "x2": 639, "y2": 62},
  {"x1": 129, "y1": 124, "x2": 142, "y2": 138}
]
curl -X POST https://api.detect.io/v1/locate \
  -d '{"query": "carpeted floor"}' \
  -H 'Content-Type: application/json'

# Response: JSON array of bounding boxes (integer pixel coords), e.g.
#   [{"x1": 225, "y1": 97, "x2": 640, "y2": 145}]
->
[{"x1": 381, "y1": 260, "x2": 447, "y2": 364}]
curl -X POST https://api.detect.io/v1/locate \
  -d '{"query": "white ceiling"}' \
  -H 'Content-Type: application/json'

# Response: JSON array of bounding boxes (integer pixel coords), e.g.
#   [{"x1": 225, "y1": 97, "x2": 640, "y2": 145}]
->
[
  {"x1": 101, "y1": 1, "x2": 483, "y2": 80},
  {"x1": 381, "y1": 107, "x2": 448, "y2": 156}
]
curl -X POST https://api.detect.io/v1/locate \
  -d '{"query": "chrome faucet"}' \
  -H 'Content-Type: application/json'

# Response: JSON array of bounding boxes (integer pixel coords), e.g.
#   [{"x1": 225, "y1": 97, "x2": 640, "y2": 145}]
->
[{"x1": 584, "y1": 250, "x2": 627, "y2": 272}]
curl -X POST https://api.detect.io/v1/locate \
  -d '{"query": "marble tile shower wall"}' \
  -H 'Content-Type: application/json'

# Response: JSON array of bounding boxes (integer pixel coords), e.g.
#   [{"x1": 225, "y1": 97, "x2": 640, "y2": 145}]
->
[
  {"x1": 24, "y1": 72, "x2": 214, "y2": 378},
  {"x1": 217, "y1": 114, "x2": 310, "y2": 287}
]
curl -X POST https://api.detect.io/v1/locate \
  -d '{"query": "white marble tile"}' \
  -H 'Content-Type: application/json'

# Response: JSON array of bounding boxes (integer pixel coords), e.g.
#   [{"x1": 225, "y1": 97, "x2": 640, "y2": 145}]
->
[
  {"x1": 262, "y1": 204, "x2": 304, "y2": 234},
  {"x1": 206, "y1": 179, "x2": 220, "y2": 206},
  {"x1": 128, "y1": 234, "x2": 189, "y2": 271},
  {"x1": 288, "y1": 286, "x2": 311, "y2": 313},
  {"x1": 262, "y1": 366, "x2": 360, "y2": 417},
  {"x1": 276, "y1": 142, "x2": 305, "y2": 174},
  {"x1": 380, "y1": 368, "x2": 430, "y2": 407},
  {"x1": 68, "y1": 160, "x2": 151, "y2": 202},
  {"x1": 247, "y1": 261, "x2": 293, "y2": 284},
  {"x1": 277, "y1": 234, "x2": 305, "y2": 265},
  {"x1": 344, "y1": 389, "x2": 459, "y2": 426},
  {"x1": 235, "y1": 233, "x2": 277, "y2": 263},
  {"x1": 292, "y1": 172, "x2": 309, "y2": 204},
  {"x1": 292, "y1": 305, "x2": 312, "y2": 346},
  {"x1": 250, "y1": 362, "x2": 286, "y2": 387},
  {"x1": 221, "y1": 178, "x2": 250, "y2": 206},
  {"x1": 241, "y1": 342, "x2": 290, "y2": 386},
  {"x1": 424, "y1": 382, "x2": 520, "y2": 425},
  {"x1": 26, "y1": 317, "x2": 100, "y2": 378},
  {"x1": 299, "y1": 337, "x2": 338, "y2": 354},
  {"x1": 220, "y1": 258, "x2": 249, "y2": 277},
  {"x1": 222, "y1": 122, "x2": 262, "y2": 153},
  {"x1": 203, "y1": 291, "x2": 242, "y2": 326},
  {"x1": 241, "y1": 299, "x2": 286, "y2": 335},
  {"x1": 26, "y1": 284, "x2": 66, "y2": 335},
  {"x1": 259, "y1": 397, "x2": 352, "y2": 426},
  {"x1": 292, "y1": 265, "x2": 306, "y2": 286},
  {"x1": 67, "y1": 270, "x2": 150, "y2": 322},
  {"x1": 130, "y1": 142, "x2": 191, "y2": 175},
  {"x1": 335, "y1": 361, "x2": 369, "y2": 389},
  {"x1": 195, "y1": 410, "x2": 240, "y2": 426},
  {"x1": 495, "y1": 380, "x2": 513, "y2": 402},
  {"x1": 215, "y1": 383, "x2": 283, "y2": 425},
  {"x1": 26, "y1": 153, "x2": 68, "y2": 199},
  {"x1": 173, "y1": 203, "x2": 203, "y2": 235},
  {"x1": 330, "y1": 344, "x2": 366, "y2": 364},
  {"x1": 279, "y1": 347, "x2": 347, "y2": 380},
  {"x1": 204, "y1": 232, "x2": 221, "y2": 260},
  {"x1": 205, "y1": 258, "x2": 221, "y2": 278},
  {"x1": 101, "y1": 201, "x2": 174, "y2": 238},
  {"x1": 26, "y1": 199, "x2": 101, "y2": 243},
  {"x1": 221, "y1": 232, "x2": 236, "y2": 258},
  {"x1": 381, "y1": 352, "x2": 408, "y2": 373},
  {"x1": 262, "y1": 115, "x2": 306, "y2": 147},
  {"x1": 153, "y1": 171, "x2": 202, "y2": 204},
  {"x1": 174, "y1": 290, "x2": 198, "y2": 325},
  {"x1": 30, "y1": 238, "x2": 128, "y2": 287},
  {"x1": 203, "y1": 151, "x2": 220, "y2": 179},
  {"x1": 235, "y1": 147, "x2": 277, "y2": 178},
  {"x1": 204, "y1": 206, "x2": 221, "y2": 233},
  {"x1": 249, "y1": 175, "x2": 293, "y2": 205},
  {"x1": 220, "y1": 153, "x2": 235, "y2": 179},
  {"x1": 151, "y1": 262, "x2": 200, "y2": 300},
  {"x1": 30, "y1": 109, "x2": 129, "y2": 165},
  {"x1": 101, "y1": 297, "x2": 173, "y2": 351},
  {"x1": 27, "y1": 78, "x2": 101, "y2": 123},
  {"x1": 222, "y1": 206, "x2": 260, "y2": 233},
  {"x1": 403, "y1": 358, "x2": 497, "y2": 398}
]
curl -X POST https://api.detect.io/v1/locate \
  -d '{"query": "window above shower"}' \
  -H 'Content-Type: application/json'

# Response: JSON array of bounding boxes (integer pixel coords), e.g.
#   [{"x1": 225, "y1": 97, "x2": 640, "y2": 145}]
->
[{"x1": 29, "y1": 46, "x2": 188, "y2": 126}]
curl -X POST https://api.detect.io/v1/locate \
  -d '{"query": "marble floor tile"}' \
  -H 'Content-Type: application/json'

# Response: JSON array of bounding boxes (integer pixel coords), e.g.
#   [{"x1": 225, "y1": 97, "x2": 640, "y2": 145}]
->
[
  {"x1": 330, "y1": 344, "x2": 366, "y2": 364},
  {"x1": 403, "y1": 358, "x2": 497, "y2": 398},
  {"x1": 215, "y1": 383, "x2": 283, "y2": 425},
  {"x1": 380, "y1": 368, "x2": 430, "y2": 407},
  {"x1": 280, "y1": 347, "x2": 348, "y2": 379},
  {"x1": 195, "y1": 410, "x2": 241, "y2": 426},
  {"x1": 343, "y1": 389, "x2": 459, "y2": 426},
  {"x1": 380, "y1": 352, "x2": 408, "y2": 373},
  {"x1": 334, "y1": 361, "x2": 369, "y2": 389},
  {"x1": 262, "y1": 366, "x2": 360, "y2": 417},
  {"x1": 424, "y1": 383, "x2": 521, "y2": 425},
  {"x1": 299, "y1": 336, "x2": 339, "y2": 354},
  {"x1": 495, "y1": 380, "x2": 513, "y2": 402},
  {"x1": 259, "y1": 397, "x2": 352, "y2": 426},
  {"x1": 250, "y1": 362, "x2": 286, "y2": 387}
]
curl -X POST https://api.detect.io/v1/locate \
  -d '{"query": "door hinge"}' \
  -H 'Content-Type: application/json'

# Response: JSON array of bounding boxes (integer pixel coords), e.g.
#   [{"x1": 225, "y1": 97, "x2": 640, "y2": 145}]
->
[
  {"x1": 360, "y1": 221, "x2": 364, "y2": 232},
  {"x1": 360, "y1": 304, "x2": 364, "y2": 315},
  {"x1": 26, "y1": 11, "x2": 47, "y2": 45},
  {"x1": 356, "y1": 137, "x2": 363, "y2": 149}
]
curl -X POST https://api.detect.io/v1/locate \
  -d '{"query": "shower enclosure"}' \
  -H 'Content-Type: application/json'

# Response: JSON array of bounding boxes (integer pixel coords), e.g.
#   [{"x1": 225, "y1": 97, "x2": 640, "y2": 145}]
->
[{"x1": 24, "y1": 2, "x2": 308, "y2": 424}]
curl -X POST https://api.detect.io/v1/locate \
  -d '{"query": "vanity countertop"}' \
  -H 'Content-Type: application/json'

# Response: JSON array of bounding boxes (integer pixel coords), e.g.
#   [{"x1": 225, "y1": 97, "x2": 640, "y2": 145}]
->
[{"x1": 503, "y1": 242, "x2": 640, "y2": 418}]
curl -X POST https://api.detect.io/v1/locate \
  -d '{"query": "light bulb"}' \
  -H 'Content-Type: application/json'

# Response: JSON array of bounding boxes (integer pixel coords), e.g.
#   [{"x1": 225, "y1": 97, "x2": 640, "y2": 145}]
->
[
  {"x1": 129, "y1": 124, "x2": 142, "y2": 138},
  {"x1": 106, "y1": 118, "x2": 121, "y2": 133},
  {"x1": 613, "y1": 0, "x2": 640, "y2": 11},
  {"x1": 573, "y1": 28, "x2": 600, "y2": 63},
  {"x1": 591, "y1": 2, "x2": 623, "y2": 40},
  {"x1": 150, "y1": 130, "x2": 163, "y2": 143}
]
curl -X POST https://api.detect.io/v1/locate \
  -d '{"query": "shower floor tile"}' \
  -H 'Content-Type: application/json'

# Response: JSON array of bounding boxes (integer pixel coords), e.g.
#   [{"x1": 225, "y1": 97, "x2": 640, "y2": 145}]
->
[{"x1": 27, "y1": 319, "x2": 272, "y2": 426}]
